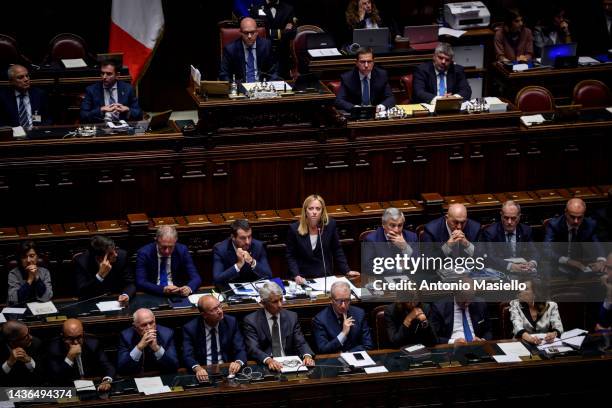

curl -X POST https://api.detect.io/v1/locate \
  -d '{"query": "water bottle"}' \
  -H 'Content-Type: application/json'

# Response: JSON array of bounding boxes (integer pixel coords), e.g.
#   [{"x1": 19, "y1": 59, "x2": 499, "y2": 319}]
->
[{"x1": 230, "y1": 74, "x2": 238, "y2": 96}]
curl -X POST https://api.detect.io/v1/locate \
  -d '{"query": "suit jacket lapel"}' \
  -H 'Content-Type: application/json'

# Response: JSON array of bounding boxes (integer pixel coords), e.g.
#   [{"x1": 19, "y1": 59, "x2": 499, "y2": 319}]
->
[
  {"x1": 280, "y1": 310, "x2": 289, "y2": 351},
  {"x1": 259, "y1": 309, "x2": 272, "y2": 343}
]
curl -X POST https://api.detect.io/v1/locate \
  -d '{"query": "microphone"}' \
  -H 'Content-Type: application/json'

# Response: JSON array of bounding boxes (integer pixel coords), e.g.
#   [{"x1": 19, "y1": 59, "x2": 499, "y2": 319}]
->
[
  {"x1": 318, "y1": 225, "x2": 328, "y2": 295},
  {"x1": 56, "y1": 292, "x2": 112, "y2": 316}
]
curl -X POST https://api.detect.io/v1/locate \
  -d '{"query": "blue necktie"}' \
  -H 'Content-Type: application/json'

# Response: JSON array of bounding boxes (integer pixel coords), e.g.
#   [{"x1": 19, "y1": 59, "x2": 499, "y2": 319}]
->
[
  {"x1": 438, "y1": 72, "x2": 446, "y2": 96},
  {"x1": 159, "y1": 256, "x2": 168, "y2": 287},
  {"x1": 361, "y1": 77, "x2": 370, "y2": 106},
  {"x1": 461, "y1": 308, "x2": 473, "y2": 342},
  {"x1": 246, "y1": 47, "x2": 256, "y2": 82},
  {"x1": 210, "y1": 327, "x2": 219, "y2": 364},
  {"x1": 18, "y1": 93, "x2": 30, "y2": 128}
]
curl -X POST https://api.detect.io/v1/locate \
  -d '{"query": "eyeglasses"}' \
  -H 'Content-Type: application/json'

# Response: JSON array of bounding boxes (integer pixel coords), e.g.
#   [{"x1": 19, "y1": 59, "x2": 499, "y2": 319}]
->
[{"x1": 332, "y1": 298, "x2": 350, "y2": 305}]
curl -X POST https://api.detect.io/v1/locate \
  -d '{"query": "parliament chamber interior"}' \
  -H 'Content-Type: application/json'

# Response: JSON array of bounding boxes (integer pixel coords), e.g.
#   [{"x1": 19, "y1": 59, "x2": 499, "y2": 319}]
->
[{"x1": 0, "y1": 0, "x2": 611, "y2": 406}]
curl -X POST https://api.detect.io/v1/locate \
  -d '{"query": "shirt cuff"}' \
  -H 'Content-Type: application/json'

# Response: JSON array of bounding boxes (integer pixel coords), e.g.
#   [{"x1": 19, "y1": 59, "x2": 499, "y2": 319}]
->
[
  {"x1": 192, "y1": 364, "x2": 200, "y2": 372},
  {"x1": 64, "y1": 357, "x2": 74, "y2": 367},
  {"x1": 251, "y1": 259, "x2": 257, "y2": 269},
  {"x1": 603, "y1": 300, "x2": 612, "y2": 310},
  {"x1": 302, "y1": 354, "x2": 312, "y2": 359},
  {"x1": 154, "y1": 346, "x2": 165, "y2": 360},
  {"x1": 2, "y1": 361, "x2": 11, "y2": 374},
  {"x1": 559, "y1": 256, "x2": 569, "y2": 264},
  {"x1": 263, "y1": 356, "x2": 271, "y2": 364},
  {"x1": 336, "y1": 332, "x2": 347, "y2": 345},
  {"x1": 130, "y1": 346, "x2": 143, "y2": 362},
  {"x1": 25, "y1": 359, "x2": 35, "y2": 371},
  {"x1": 234, "y1": 264, "x2": 240, "y2": 273},
  {"x1": 102, "y1": 376, "x2": 113, "y2": 383},
  {"x1": 597, "y1": 257, "x2": 606, "y2": 262},
  {"x1": 96, "y1": 273, "x2": 105, "y2": 282},
  {"x1": 235, "y1": 360, "x2": 244, "y2": 366},
  {"x1": 465, "y1": 243, "x2": 475, "y2": 256},
  {"x1": 121, "y1": 293, "x2": 129, "y2": 300}
]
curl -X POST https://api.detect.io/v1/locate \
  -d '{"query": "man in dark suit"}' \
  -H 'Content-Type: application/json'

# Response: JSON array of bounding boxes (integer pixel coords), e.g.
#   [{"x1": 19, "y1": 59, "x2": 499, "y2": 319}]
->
[
  {"x1": 335, "y1": 47, "x2": 395, "y2": 113},
  {"x1": 212, "y1": 219, "x2": 272, "y2": 285},
  {"x1": 259, "y1": 0, "x2": 297, "y2": 78},
  {"x1": 46, "y1": 318, "x2": 115, "y2": 391},
  {"x1": 74, "y1": 235, "x2": 135, "y2": 303},
  {"x1": 429, "y1": 284, "x2": 492, "y2": 344},
  {"x1": 117, "y1": 308, "x2": 179, "y2": 375},
  {"x1": 219, "y1": 17, "x2": 280, "y2": 82},
  {"x1": 421, "y1": 203, "x2": 481, "y2": 259},
  {"x1": 363, "y1": 207, "x2": 419, "y2": 275},
  {"x1": 1, "y1": 321, "x2": 43, "y2": 386},
  {"x1": 183, "y1": 295, "x2": 247, "y2": 382},
  {"x1": 80, "y1": 59, "x2": 142, "y2": 123},
  {"x1": 412, "y1": 42, "x2": 472, "y2": 104},
  {"x1": 136, "y1": 225, "x2": 201, "y2": 297},
  {"x1": 312, "y1": 281, "x2": 373, "y2": 353},
  {"x1": 0, "y1": 64, "x2": 51, "y2": 128},
  {"x1": 243, "y1": 282, "x2": 315, "y2": 371},
  {"x1": 544, "y1": 198, "x2": 606, "y2": 274},
  {"x1": 480, "y1": 201, "x2": 538, "y2": 274}
]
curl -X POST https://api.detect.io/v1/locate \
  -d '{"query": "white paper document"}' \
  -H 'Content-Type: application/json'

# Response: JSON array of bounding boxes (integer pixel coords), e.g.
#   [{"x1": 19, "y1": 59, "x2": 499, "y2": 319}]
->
[
  {"x1": 340, "y1": 351, "x2": 376, "y2": 367},
  {"x1": 229, "y1": 282, "x2": 259, "y2": 296},
  {"x1": 503, "y1": 257, "x2": 528, "y2": 263},
  {"x1": 493, "y1": 355, "x2": 522, "y2": 363},
  {"x1": 96, "y1": 301, "x2": 123, "y2": 312},
  {"x1": 578, "y1": 56, "x2": 600, "y2": 65},
  {"x1": 134, "y1": 376, "x2": 171, "y2": 395},
  {"x1": 497, "y1": 341, "x2": 531, "y2": 357},
  {"x1": 0, "y1": 313, "x2": 6, "y2": 323},
  {"x1": 74, "y1": 379, "x2": 96, "y2": 391},
  {"x1": 12, "y1": 126, "x2": 26, "y2": 138},
  {"x1": 308, "y1": 48, "x2": 342, "y2": 57},
  {"x1": 520, "y1": 114, "x2": 546, "y2": 126},
  {"x1": 190, "y1": 64, "x2": 201, "y2": 86},
  {"x1": 561, "y1": 328, "x2": 587, "y2": 339},
  {"x1": 27, "y1": 301, "x2": 58, "y2": 316},
  {"x1": 275, "y1": 356, "x2": 308, "y2": 373},
  {"x1": 438, "y1": 27, "x2": 466, "y2": 38},
  {"x1": 62, "y1": 58, "x2": 87, "y2": 68},
  {"x1": 364, "y1": 366, "x2": 389, "y2": 374},
  {"x1": 307, "y1": 276, "x2": 358, "y2": 293},
  {"x1": 512, "y1": 63, "x2": 529, "y2": 72},
  {"x1": 1, "y1": 307, "x2": 26, "y2": 315}
]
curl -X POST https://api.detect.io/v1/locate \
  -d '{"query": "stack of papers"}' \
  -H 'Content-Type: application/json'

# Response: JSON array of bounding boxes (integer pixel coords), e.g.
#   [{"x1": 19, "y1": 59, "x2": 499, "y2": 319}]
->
[
  {"x1": 306, "y1": 276, "x2": 359, "y2": 298},
  {"x1": 578, "y1": 56, "x2": 600, "y2": 65},
  {"x1": 308, "y1": 48, "x2": 341, "y2": 57},
  {"x1": 74, "y1": 379, "x2": 96, "y2": 391},
  {"x1": 62, "y1": 58, "x2": 87, "y2": 68},
  {"x1": 275, "y1": 356, "x2": 308, "y2": 373},
  {"x1": 1, "y1": 307, "x2": 26, "y2": 315},
  {"x1": 96, "y1": 301, "x2": 123, "y2": 312},
  {"x1": 0, "y1": 313, "x2": 6, "y2": 323},
  {"x1": 134, "y1": 377, "x2": 171, "y2": 395},
  {"x1": 340, "y1": 351, "x2": 376, "y2": 367},
  {"x1": 27, "y1": 301, "x2": 58, "y2": 316},
  {"x1": 520, "y1": 114, "x2": 546, "y2": 126},
  {"x1": 439, "y1": 27, "x2": 466, "y2": 38}
]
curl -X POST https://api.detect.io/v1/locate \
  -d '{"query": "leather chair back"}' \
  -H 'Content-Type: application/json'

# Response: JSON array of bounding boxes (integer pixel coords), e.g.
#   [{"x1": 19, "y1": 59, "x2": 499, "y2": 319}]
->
[
  {"x1": 572, "y1": 79, "x2": 612, "y2": 107},
  {"x1": 48, "y1": 33, "x2": 88, "y2": 61},
  {"x1": 291, "y1": 25, "x2": 324, "y2": 78},
  {"x1": 325, "y1": 80, "x2": 341, "y2": 95},
  {"x1": 515, "y1": 85, "x2": 555, "y2": 113},
  {"x1": 398, "y1": 73, "x2": 414, "y2": 104}
]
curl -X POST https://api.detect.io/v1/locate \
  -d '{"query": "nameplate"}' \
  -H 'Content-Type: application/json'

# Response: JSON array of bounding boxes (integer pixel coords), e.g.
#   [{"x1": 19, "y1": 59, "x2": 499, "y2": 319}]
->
[{"x1": 46, "y1": 315, "x2": 68, "y2": 322}]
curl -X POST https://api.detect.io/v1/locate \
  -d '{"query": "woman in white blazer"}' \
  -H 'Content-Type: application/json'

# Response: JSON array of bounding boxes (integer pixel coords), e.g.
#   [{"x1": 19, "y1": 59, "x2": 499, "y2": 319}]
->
[{"x1": 509, "y1": 279, "x2": 563, "y2": 345}]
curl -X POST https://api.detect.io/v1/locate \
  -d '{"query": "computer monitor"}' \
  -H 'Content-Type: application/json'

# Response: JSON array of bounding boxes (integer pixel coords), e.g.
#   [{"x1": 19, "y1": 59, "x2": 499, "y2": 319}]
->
[
  {"x1": 147, "y1": 110, "x2": 173, "y2": 131},
  {"x1": 352, "y1": 28, "x2": 389, "y2": 54},
  {"x1": 403, "y1": 25, "x2": 439, "y2": 50},
  {"x1": 541, "y1": 43, "x2": 577, "y2": 67},
  {"x1": 434, "y1": 96, "x2": 462, "y2": 113}
]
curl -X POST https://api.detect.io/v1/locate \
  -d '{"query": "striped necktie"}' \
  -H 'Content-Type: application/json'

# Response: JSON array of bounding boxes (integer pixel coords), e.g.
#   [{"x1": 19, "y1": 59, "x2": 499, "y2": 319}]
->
[{"x1": 18, "y1": 93, "x2": 30, "y2": 128}]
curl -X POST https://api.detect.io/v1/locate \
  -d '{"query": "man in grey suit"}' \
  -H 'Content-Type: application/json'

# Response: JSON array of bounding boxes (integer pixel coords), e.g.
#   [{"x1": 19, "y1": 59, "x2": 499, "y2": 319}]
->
[{"x1": 242, "y1": 282, "x2": 315, "y2": 371}]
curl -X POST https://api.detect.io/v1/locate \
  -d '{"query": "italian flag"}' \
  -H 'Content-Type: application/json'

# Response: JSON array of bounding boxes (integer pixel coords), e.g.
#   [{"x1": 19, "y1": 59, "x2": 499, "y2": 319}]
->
[{"x1": 109, "y1": 0, "x2": 164, "y2": 84}]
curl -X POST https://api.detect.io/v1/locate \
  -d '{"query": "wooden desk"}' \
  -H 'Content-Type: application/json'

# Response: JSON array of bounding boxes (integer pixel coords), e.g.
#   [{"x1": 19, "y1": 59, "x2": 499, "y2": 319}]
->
[
  {"x1": 28, "y1": 341, "x2": 612, "y2": 407},
  {"x1": 491, "y1": 62, "x2": 612, "y2": 102},
  {"x1": 188, "y1": 82, "x2": 336, "y2": 133}
]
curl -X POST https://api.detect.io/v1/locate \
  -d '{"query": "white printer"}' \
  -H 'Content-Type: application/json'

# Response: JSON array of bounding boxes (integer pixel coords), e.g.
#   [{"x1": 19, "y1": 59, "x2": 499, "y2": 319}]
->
[{"x1": 444, "y1": 2, "x2": 490, "y2": 30}]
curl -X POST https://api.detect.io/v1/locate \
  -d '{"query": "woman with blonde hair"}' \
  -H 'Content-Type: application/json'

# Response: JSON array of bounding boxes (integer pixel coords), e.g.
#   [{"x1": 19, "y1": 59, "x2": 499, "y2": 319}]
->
[{"x1": 286, "y1": 194, "x2": 359, "y2": 285}]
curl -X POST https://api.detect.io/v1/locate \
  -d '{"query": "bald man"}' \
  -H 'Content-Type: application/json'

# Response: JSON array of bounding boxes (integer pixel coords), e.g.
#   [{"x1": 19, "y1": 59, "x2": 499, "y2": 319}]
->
[
  {"x1": 219, "y1": 17, "x2": 280, "y2": 82},
  {"x1": 183, "y1": 295, "x2": 247, "y2": 382},
  {"x1": 422, "y1": 203, "x2": 481, "y2": 258},
  {"x1": 1, "y1": 320, "x2": 43, "y2": 386},
  {"x1": 117, "y1": 308, "x2": 178, "y2": 375},
  {"x1": 46, "y1": 318, "x2": 115, "y2": 391},
  {"x1": 544, "y1": 198, "x2": 605, "y2": 274}
]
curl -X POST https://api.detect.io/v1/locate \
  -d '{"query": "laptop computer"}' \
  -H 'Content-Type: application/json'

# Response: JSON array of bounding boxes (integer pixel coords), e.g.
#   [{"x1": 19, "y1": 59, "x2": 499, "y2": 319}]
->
[
  {"x1": 147, "y1": 110, "x2": 172, "y2": 131},
  {"x1": 541, "y1": 43, "x2": 577, "y2": 67},
  {"x1": 403, "y1": 25, "x2": 439, "y2": 51},
  {"x1": 306, "y1": 33, "x2": 336, "y2": 50},
  {"x1": 453, "y1": 45, "x2": 485, "y2": 68},
  {"x1": 352, "y1": 28, "x2": 389, "y2": 54},
  {"x1": 434, "y1": 96, "x2": 462, "y2": 113}
]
